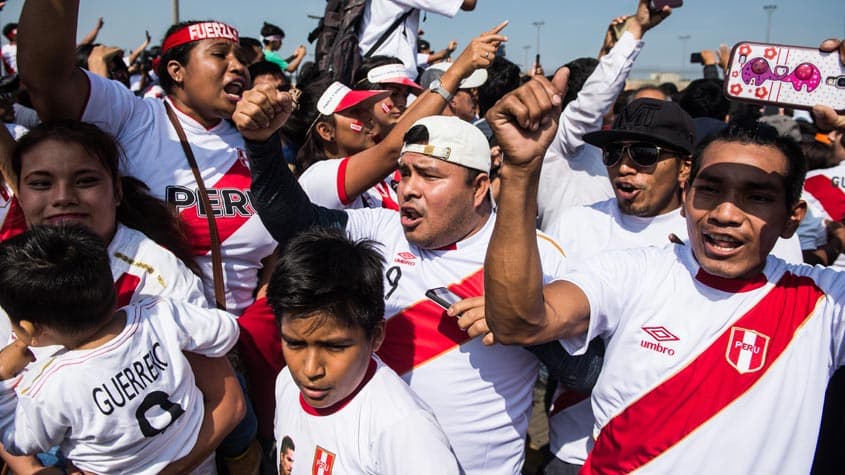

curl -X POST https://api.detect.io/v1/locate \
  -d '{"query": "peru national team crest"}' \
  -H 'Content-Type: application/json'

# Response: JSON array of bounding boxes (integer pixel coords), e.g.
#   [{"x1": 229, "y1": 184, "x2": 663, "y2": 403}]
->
[
  {"x1": 312, "y1": 446, "x2": 336, "y2": 475},
  {"x1": 726, "y1": 327, "x2": 770, "y2": 374}
]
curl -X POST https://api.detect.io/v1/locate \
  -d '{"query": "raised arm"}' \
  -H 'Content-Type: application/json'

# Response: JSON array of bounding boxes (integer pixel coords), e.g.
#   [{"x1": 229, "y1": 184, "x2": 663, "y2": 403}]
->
[
  {"x1": 425, "y1": 40, "x2": 458, "y2": 64},
  {"x1": 341, "y1": 21, "x2": 508, "y2": 201},
  {"x1": 484, "y1": 70, "x2": 591, "y2": 345},
  {"x1": 18, "y1": 0, "x2": 89, "y2": 120},
  {"x1": 233, "y1": 85, "x2": 349, "y2": 247},
  {"x1": 126, "y1": 30, "x2": 151, "y2": 67},
  {"x1": 77, "y1": 16, "x2": 104, "y2": 47},
  {"x1": 283, "y1": 45, "x2": 306, "y2": 73}
]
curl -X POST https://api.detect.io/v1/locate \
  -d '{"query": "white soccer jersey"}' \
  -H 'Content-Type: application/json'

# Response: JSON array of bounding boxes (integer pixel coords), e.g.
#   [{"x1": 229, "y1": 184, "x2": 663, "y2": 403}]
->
[
  {"x1": 0, "y1": 187, "x2": 25, "y2": 243},
  {"x1": 345, "y1": 210, "x2": 567, "y2": 474},
  {"x1": 274, "y1": 356, "x2": 460, "y2": 475},
  {"x1": 109, "y1": 223, "x2": 208, "y2": 309},
  {"x1": 800, "y1": 167, "x2": 845, "y2": 269},
  {"x1": 80, "y1": 70, "x2": 277, "y2": 314},
  {"x1": 1, "y1": 43, "x2": 16, "y2": 75},
  {"x1": 560, "y1": 245, "x2": 845, "y2": 474},
  {"x1": 0, "y1": 297, "x2": 239, "y2": 474},
  {"x1": 298, "y1": 158, "x2": 399, "y2": 210},
  {"x1": 546, "y1": 198, "x2": 806, "y2": 465}
]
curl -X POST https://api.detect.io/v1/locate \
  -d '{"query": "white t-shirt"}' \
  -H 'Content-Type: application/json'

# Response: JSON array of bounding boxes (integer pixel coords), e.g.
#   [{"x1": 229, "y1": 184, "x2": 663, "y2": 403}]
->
[
  {"x1": 0, "y1": 297, "x2": 239, "y2": 474},
  {"x1": 3, "y1": 123, "x2": 27, "y2": 140},
  {"x1": 109, "y1": 223, "x2": 208, "y2": 309},
  {"x1": 537, "y1": 32, "x2": 643, "y2": 230},
  {"x1": 345, "y1": 210, "x2": 566, "y2": 474},
  {"x1": 274, "y1": 356, "x2": 460, "y2": 474},
  {"x1": 1, "y1": 43, "x2": 16, "y2": 75},
  {"x1": 80, "y1": 70, "x2": 277, "y2": 314},
  {"x1": 359, "y1": 0, "x2": 464, "y2": 79},
  {"x1": 561, "y1": 245, "x2": 845, "y2": 474},
  {"x1": 298, "y1": 158, "x2": 399, "y2": 210},
  {"x1": 546, "y1": 198, "x2": 805, "y2": 465},
  {"x1": 800, "y1": 166, "x2": 845, "y2": 269}
]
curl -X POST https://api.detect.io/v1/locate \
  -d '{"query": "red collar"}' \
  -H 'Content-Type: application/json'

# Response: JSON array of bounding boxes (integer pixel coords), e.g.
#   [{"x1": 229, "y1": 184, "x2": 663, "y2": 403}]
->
[
  {"x1": 299, "y1": 358, "x2": 377, "y2": 416},
  {"x1": 695, "y1": 268, "x2": 768, "y2": 293}
]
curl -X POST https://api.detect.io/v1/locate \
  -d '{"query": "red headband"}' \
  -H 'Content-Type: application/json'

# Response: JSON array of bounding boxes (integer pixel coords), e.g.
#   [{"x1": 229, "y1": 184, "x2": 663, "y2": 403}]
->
[{"x1": 162, "y1": 21, "x2": 239, "y2": 54}]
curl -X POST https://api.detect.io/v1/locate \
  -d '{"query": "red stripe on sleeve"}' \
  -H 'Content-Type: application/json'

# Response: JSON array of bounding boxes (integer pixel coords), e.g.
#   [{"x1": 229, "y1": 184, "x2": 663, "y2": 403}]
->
[
  {"x1": 337, "y1": 157, "x2": 352, "y2": 205},
  {"x1": 583, "y1": 272, "x2": 825, "y2": 474},
  {"x1": 804, "y1": 175, "x2": 845, "y2": 221}
]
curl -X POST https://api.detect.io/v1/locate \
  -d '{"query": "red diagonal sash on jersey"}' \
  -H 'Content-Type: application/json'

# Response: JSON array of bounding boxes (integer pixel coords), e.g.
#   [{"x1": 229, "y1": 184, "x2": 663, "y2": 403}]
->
[
  {"x1": 0, "y1": 196, "x2": 26, "y2": 241},
  {"x1": 179, "y1": 156, "x2": 253, "y2": 256},
  {"x1": 804, "y1": 175, "x2": 845, "y2": 221},
  {"x1": 114, "y1": 273, "x2": 141, "y2": 309},
  {"x1": 582, "y1": 272, "x2": 825, "y2": 474},
  {"x1": 377, "y1": 269, "x2": 484, "y2": 376}
]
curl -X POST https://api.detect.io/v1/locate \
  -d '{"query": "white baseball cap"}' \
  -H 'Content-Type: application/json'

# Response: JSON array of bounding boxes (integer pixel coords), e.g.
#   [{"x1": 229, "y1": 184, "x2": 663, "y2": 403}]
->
[
  {"x1": 317, "y1": 81, "x2": 390, "y2": 115},
  {"x1": 400, "y1": 116, "x2": 491, "y2": 173},
  {"x1": 424, "y1": 62, "x2": 488, "y2": 89},
  {"x1": 366, "y1": 64, "x2": 423, "y2": 92}
]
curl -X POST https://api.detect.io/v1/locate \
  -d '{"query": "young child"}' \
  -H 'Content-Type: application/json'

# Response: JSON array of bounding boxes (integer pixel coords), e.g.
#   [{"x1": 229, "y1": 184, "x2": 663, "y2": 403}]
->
[
  {"x1": 267, "y1": 228, "x2": 460, "y2": 474},
  {"x1": 0, "y1": 225, "x2": 239, "y2": 474}
]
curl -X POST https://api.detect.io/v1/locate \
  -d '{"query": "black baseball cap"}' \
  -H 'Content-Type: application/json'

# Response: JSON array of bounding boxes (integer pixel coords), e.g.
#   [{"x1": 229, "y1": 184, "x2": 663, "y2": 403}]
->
[{"x1": 584, "y1": 98, "x2": 695, "y2": 155}]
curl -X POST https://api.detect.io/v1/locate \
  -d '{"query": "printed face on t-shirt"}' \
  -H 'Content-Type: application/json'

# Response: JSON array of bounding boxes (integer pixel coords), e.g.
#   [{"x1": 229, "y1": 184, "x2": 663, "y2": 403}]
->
[
  {"x1": 682, "y1": 140, "x2": 805, "y2": 280},
  {"x1": 280, "y1": 311, "x2": 384, "y2": 409}
]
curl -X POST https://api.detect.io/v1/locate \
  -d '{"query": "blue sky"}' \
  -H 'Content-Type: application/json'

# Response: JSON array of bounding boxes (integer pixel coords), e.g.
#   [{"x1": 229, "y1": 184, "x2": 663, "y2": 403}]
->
[{"x1": 1, "y1": 0, "x2": 842, "y2": 79}]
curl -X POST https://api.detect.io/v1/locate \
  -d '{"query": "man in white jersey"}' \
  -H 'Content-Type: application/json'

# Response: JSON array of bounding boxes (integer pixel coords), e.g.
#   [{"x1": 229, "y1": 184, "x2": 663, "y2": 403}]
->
[
  {"x1": 482, "y1": 70, "x2": 845, "y2": 474},
  {"x1": 268, "y1": 228, "x2": 459, "y2": 474},
  {"x1": 235, "y1": 85, "x2": 569, "y2": 474},
  {"x1": 359, "y1": 0, "x2": 477, "y2": 79},
  {"x1": 0, "y1": 226, "x2": 240, "y2": 475}
]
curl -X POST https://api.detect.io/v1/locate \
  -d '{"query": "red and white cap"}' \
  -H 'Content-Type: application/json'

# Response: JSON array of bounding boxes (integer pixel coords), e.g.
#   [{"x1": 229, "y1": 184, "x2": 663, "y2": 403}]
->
[
  {"x1": 317, "y1": 82, "x2": 390, "y2": 115},
  {"x1": 366, "y1": 64, "x2": 423, "y2": 92},
  {"x1": 400, "y1": 116, "x2": 491, "y2": 173}
]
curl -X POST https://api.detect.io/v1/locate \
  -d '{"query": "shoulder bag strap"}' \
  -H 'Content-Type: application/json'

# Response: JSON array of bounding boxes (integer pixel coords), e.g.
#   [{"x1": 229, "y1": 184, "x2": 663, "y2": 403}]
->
[{"x1": 164, "y1": 101, "x2": 227, "y2": 311}]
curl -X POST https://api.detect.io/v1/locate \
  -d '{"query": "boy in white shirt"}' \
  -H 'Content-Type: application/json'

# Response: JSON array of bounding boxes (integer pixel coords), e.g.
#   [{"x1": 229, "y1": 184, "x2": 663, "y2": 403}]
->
[
  {"x1": 0, "y1": 225, "x2": 239, "y2": 474},
  {"x1": 267, "y1": 228, "x2": 460, "y2": 474}
]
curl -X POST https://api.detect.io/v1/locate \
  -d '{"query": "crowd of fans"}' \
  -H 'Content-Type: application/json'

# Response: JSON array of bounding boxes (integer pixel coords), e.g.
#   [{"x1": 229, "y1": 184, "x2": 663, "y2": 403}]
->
[{"x1": 0, "y1": 0, "x2": 843, "y2": 474}]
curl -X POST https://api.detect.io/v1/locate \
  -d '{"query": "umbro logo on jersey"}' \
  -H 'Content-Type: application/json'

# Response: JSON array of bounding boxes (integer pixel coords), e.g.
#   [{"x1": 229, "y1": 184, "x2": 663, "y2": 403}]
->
[
  {"x1": 394, "y1": 251, "x2": 417, "y2": 267},
  {"x1": 726, "y1": 327, "x2": 770, "y2": 374},
  {"x1": 165, "y1": 185, "x2": 256, "y2": 217},
  {"x1": 640, "y1": 326, "x2": 679, "y2": 356},
  {"x1": 312, "y1": 446, "x2": 336, "y2": 475}
]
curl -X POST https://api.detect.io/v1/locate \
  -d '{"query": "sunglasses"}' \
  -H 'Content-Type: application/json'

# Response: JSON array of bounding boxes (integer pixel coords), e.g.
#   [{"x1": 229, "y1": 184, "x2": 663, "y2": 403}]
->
[{"x1": 602, "y1": 143, "x2": 680, "y2": 168}]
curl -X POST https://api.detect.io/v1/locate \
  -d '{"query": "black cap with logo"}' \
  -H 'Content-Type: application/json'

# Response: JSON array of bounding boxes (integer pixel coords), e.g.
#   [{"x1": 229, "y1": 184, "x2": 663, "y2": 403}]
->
[{"x1": 584, "y1": 98, "x2": 696, "y2": 155}]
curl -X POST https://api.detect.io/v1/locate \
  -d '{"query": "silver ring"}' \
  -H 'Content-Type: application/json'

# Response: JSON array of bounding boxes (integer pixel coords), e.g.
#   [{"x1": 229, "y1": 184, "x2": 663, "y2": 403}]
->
[{"x1": 483, "y1": 52, "x2": 489, "y2": 58}]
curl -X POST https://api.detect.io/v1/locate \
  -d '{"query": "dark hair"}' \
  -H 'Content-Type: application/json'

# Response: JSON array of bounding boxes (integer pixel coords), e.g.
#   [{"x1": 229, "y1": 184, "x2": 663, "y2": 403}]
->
[
  {"x1": 353, "y1": 55, "x2": 404, "y2": 90},
  {"x1": 658, "y1": 82, "x2": 680, "y2": 102},
  {"x1": 0, "y1": 225, "x2": 115, "y2": 334},
  {"x1": 417, "y1": 39, "x2": 431, "y2": 52},
  {"x1": 631, "y1": 85, "x2": 668, "y2": 101},
  {"x1": 689, "y1": 119, "x2": 807, "y2": 209},
  {"x1": 266, "y1": 228, "x2": 385, "y2": 339},
  {"x1": 281, "y1": 435, "x2": 295, "y2": 453},
  {"x1": 260, "y1": 22, "x2": 285, "y2": 43},
  {"x1": 290, "y1": 69, "x2": 335, "y2": 175},
  {"x1": 75, "y1": 43, "x2": 97, "y2": 69},
  {"x1": 239, "y1": 37, "x2": 263, "y2": 65},
  {"x1": 477, "y1": 56, "x2": 521, "y2": 117},
  {"x1": 157, "y1": 20, "x2": 214, "y2": 93},
  {"x1": 12, "y1": 121, "x2": 199, "y2": 274},
  {"x1": 2, "y1": 23, "x2": 16, "y2": 41},
  {"x1": 249, "y1": 60, "x2": 290, "y2": 89},
  {"x1": 679, "y1": 78, "x2": 729, "y2": 120},
  {"x1": 561, "y1": 57, "x2": 599, "y2": 108}
]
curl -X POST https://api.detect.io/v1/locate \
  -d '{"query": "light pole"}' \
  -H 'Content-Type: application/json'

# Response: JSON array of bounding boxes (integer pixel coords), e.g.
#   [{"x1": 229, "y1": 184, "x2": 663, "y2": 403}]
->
[
  {"x1": 532, "y1": 21, "x2": 544, "y2": 68},
  {"x1": 523, "y1": 45, "x2": 531, "y2": 74},
  {"x1": 172, "y1": 0, "x2": 180, "y2": 25},
  {"x1": 679, "y1": 34, "x2": 690, "y2": 78},
  {"x1": 764, "y1": 5, "x2": 777, "y2": 42}
]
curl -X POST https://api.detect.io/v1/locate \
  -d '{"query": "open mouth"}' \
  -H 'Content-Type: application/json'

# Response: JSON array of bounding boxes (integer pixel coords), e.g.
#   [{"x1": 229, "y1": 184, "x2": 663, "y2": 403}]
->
[
  {"x1": 400, "y1": 207, "x2": 422, "y2": 228},
  {"x1": 615, "y1": 181, "x2": 640, "y2": 200},
  {"x1": 223, "y1": 80, "x2": 245, "y2": 100},
  {"x1": 702, "y1": 231, "x2": 743, "y2": 255}
]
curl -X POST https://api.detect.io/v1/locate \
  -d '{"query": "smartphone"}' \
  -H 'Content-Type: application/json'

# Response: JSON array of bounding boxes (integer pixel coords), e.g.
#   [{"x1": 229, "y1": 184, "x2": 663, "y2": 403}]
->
[
  {"x1": 650, "y1": 0, "x2": 683, "y2": 10},
  {"x1": 724, "y1": 41, "x2": 845, "y2": 112},
  {"x1": 425, "y1": 287, "x2": 461, "y2": 310},
  {"x1": 690, "y1": 52, "x2": 703, "y2": 64}
]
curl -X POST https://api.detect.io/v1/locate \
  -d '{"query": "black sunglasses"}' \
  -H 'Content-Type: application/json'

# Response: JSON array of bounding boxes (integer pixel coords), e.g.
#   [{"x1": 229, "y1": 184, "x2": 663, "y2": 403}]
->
[{"x1": 602, "y1": 143, "x2": 680, "y2": 168}]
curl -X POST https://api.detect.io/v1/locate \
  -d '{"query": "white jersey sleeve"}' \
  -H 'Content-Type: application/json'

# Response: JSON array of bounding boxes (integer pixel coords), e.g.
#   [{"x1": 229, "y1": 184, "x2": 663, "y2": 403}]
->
[
  {"x1": 148, "y1": 298, "x2": 239, "y2": 357},
  {"x1": 80, "y1": 70, "x2": 155, "y2": 147},
  {"x1": 0, "y1": 376, "x2": 67, "y2": 454},
  {"x1": 298, "y1": 159, "x2": 348, "y2": 209},
  {"x1": 373, "y1": 410, "x2": 461, "y2": 474}
]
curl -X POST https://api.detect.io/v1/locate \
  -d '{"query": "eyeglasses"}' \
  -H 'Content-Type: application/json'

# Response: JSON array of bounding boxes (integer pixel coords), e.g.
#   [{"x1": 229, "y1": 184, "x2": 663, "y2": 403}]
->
[{"x1": 602, "y1": 143, "x2": 680, "y2": 168}]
